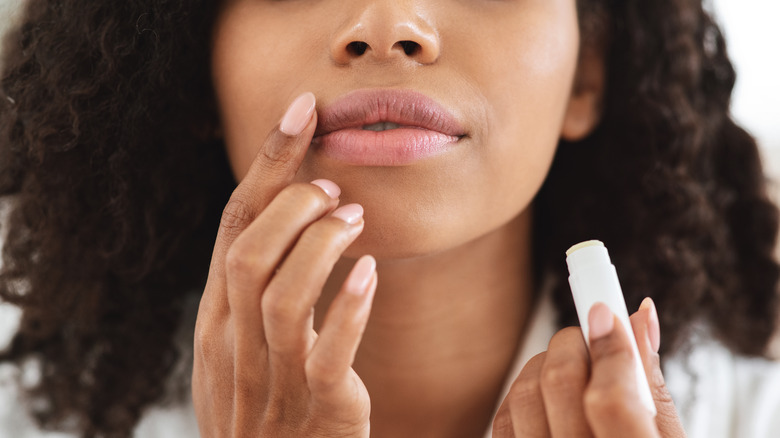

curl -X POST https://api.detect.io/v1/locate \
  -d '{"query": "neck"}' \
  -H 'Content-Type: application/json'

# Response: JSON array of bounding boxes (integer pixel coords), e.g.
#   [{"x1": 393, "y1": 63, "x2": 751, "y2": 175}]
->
[{"x1": 317, "y1": 210, "x2": 535, "y2": 438}]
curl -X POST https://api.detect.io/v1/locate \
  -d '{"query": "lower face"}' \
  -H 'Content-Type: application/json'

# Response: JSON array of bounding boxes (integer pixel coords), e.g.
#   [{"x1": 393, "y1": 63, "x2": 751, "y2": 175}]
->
[{"x1": 211, "y1": 0, "x2": 580, "y2": 260}]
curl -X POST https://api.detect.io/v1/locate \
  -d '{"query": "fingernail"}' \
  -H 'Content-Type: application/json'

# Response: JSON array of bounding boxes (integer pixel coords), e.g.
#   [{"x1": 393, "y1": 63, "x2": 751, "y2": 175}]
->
[
  {"x1": 311, "y1": 179, "x2": 340, "y2": 199},
  {"x1": 641, "y1": 297, "x2": 661, "y2": 353},
  {"x1": 332, "y1": 203, "x2": 363, "y2": 225},
  {"x1": 280, "y1": 92, "x2": 316, "y2": 136},
  {"x1": 346, "y1": 255, "x2": 376, "y2": 295},
  {"x1": 588, "y1": 302, "x2": 615, "y2": 340}
]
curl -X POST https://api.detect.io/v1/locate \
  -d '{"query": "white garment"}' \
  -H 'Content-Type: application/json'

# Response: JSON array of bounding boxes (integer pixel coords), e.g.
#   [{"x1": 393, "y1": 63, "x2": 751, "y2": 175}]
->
[
  {"x1": 2, "y1": 295, "x2": 780, "y2": 438},
  {"x1": 482, "y1": 293, "x2": 780, "y2": 438}
]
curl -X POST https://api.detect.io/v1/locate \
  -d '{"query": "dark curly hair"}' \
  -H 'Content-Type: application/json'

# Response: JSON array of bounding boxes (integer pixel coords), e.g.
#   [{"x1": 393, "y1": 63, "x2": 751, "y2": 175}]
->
[{"x1": 0, "y1": 0, "x2": 778, "y2": 436}]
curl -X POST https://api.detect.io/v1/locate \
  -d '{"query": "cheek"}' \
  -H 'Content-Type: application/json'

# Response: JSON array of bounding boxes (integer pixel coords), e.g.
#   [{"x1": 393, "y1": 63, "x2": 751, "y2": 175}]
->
[
  {"x1": 451, "y1": 5, "x2": 580, "y2": 229},
  {"x1": 211, "y1": 2, "x2": 326, "y2": 180}
]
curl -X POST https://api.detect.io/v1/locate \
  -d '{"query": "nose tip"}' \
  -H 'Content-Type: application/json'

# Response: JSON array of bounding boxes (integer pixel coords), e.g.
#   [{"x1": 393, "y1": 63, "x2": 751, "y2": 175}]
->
[{"x1": 331, "y1": 10, "x2": 441, "y2": 65}]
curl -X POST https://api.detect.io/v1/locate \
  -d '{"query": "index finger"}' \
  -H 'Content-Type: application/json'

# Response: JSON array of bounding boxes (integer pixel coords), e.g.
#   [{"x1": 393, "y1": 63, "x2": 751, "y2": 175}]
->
[{"x1": 211, "y1": 91, "x2": 317, "y2": 274}]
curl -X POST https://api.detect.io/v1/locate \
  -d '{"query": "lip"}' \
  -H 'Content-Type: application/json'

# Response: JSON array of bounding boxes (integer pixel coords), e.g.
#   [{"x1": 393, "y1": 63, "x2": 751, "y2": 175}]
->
[{"x1": 312, "y1": 89, "x2": 466, "y2": 166}]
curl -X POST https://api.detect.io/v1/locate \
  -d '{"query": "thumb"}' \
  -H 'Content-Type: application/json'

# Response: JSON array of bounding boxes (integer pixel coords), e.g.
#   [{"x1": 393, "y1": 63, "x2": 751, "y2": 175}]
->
[{"x1": 630, "y1": 298, "x2": 686, "y2": 437}]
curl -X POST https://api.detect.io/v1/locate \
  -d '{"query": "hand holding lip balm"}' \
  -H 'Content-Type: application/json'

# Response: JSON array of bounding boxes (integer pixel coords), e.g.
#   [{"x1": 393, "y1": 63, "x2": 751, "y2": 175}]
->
[{"x1": 566, "y1": 240, "x2": 657, "y2": 417}]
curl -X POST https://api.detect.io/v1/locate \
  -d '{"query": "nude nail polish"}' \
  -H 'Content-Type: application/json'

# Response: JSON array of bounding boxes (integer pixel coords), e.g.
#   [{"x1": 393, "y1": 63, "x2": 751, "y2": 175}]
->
[
  {"x1": 280, "y1": 92, "x2": 316, "y2": 136},
  {"x1": 331, "y1": 204, "x2": 363, "y2": 225},
  {"x1": 311, "y1": 179, "x2": 341, "y2": 199},
  {"x1": 346, "y1": 255, "x2": 376, "y2": 295},
  {"x1": 641, "y1": 297, "x2": 661, "y2": 353}
]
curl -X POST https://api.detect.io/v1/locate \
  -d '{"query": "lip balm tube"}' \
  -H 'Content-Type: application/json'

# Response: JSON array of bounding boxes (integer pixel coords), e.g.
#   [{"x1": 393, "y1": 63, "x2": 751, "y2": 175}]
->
[{"x1": 566, "y1": 240, "x2": 657, "y2": 417}]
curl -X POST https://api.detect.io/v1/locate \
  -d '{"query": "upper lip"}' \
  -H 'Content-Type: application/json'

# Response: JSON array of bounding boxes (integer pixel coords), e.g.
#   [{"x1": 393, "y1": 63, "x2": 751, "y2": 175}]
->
[{"x1": 314, "y1": 89, "x2": 467, "y2": 137}]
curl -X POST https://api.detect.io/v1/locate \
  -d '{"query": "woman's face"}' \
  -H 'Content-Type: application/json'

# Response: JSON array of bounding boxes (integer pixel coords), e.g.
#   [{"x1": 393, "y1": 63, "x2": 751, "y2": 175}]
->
[{"x1": 212, "y1": 0, "x2": 588, "y2": 259}]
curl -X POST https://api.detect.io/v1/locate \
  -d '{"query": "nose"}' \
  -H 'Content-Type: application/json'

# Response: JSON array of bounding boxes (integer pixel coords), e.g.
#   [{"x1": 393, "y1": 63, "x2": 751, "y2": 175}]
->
[{"x1": 330, "y1": 2, "x2": 441, "y2": 65}]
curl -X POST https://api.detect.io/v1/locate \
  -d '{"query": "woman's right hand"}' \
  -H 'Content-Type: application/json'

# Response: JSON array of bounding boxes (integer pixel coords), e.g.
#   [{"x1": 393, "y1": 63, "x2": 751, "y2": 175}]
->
[{"x1": 192, "y1": 92, "x2": 376, "y2": 438}]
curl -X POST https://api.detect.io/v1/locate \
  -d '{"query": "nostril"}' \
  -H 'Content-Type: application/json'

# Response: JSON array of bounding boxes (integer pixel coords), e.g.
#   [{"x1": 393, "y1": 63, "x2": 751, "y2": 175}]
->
[
  {"x1": 399, "y1": 40, "x2": 420, "y2": 56},
  {"x1": 347, "y1": 41, "x2": 368, "y2": 56}
]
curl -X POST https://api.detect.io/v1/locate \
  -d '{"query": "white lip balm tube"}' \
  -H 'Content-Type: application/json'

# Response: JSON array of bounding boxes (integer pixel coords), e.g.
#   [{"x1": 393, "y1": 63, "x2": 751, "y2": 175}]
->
[{"x1": 566, "y1": 240, "x2": 657, "y2": 417}]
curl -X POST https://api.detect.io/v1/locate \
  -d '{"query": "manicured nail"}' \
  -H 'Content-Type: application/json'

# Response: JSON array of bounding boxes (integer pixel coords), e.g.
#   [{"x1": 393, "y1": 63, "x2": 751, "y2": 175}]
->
[
  {"x1": 346, "y1": 255, "x2": 376, "y2": 295},
  {"x1": 641, "y1": 297, "x2": 661, "y2": 353},
  {"x1": 588, "y1": 302, "x2": 615, "y2": 340},
  {"x1": 311, "y1": 179, "x2": 340, "y2": 199},
  {"x1": 332, "y1": 203, "x2": 363, "y2": 225},
  {"x1": 280, "y1": 92, "x2": 316, "y2": 136}
]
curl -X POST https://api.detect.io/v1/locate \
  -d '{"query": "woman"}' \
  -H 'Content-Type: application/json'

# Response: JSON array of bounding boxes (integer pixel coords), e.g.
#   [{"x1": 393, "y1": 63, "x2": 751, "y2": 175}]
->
[{"x1": 1, "y1": 0, "x2": 778, "y2": 436}]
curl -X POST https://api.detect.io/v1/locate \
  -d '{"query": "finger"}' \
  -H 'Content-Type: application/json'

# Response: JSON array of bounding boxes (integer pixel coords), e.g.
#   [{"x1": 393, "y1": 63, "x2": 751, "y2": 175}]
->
[
  {"x1": 226, "y1": 181, "x2": 339, "y2": 342},
  {"x1": 584, "y1": 303, "x2": 659, "y2": 438},
  {"x1": 263, "y1": 204, "x2": 365, "y2": 361},
  {"x1": 227, "y1": 181, "x2": 340, "y2": 399},
  {"x1": 539, "y1": 327, "x2": 593, "y2": 438},
  {"x1": 210, "y1": 92, "x2": 317, "y2": 279},
  {"x1": 630, "y1": 298, "x2": 686, "y2": 437},
  {"x1": 306, "y1": 256, "x2": 377, "y2": 404},
  {"x1": 493, "y1": 353, "x2": 552, "y2": 438},
  {"x1": 230, "y1": 194, "x2": 354, "y2": 418}
]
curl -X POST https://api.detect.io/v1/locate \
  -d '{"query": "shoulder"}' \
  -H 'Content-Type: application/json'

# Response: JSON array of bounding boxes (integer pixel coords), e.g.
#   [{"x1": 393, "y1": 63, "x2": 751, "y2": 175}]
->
[{"x1": 664, "y1": 331, "x2": 780, "y2": 438}]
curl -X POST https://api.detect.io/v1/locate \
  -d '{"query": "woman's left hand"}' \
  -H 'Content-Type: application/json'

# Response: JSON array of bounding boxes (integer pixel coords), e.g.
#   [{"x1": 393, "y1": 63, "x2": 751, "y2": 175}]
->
[{"x1": 493, "y1": 298, "x2": 687, "y2": 437}]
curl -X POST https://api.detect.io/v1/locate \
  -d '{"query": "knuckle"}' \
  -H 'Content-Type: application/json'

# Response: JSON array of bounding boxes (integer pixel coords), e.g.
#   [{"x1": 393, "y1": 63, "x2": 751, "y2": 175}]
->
[
  {"x1": 584, "y1": 383, "x2": 633, "y2": 418},
  {"x1": 298, "y1": 219, "x2": 350, "y2": 253},
  {"x1": 220, "y1": 198, "x2": 256, "y2": 240},
  {"x1": 540, "y1": 360, "x2": 585, "y2": 393},
  {"x1": 507, "y1": 375, "x2": 541, "y2": 411},
  {"x1": 555, "y1": 325, "x2": 585, "y2": 340},
  {"x1": 278, "y1": 182, "x2": 330, "y2": 213},
  {"x1": 305, "y1": 356, "x2": 340, "y2": 393},
  {"x1": 261, "y1": 287, "x2": 300, "y2": 324},
  {"x1": 652, "y1": 381, "x2": 675, "y2": 406},
  {"x1": 260, "y1": 139, "x2": 298, "y2": 170},
  {"x1": 193, "y1": 319, "x2": 221, "y2": 363},
  {"x1": 224, "y1": 244, "x2": 251, "y2": 276},
  {"x1": 648, "y1": 367, "x2": 675, "y2": 405},
  {"x1": 595, "y1": 337, "x2": 635, "y2": 363},
  {"x1": 224, "y1": 242, "x2": 270, "y2": 281},
  {"x1": 492, "y1": 411, "x2": 514, "y2": 437}
]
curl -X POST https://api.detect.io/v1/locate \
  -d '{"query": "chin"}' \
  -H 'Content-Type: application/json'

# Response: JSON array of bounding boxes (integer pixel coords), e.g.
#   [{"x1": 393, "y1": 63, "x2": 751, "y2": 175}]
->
[{"x1": 340, "y1": 207, "x2": 486, "y2": 262}]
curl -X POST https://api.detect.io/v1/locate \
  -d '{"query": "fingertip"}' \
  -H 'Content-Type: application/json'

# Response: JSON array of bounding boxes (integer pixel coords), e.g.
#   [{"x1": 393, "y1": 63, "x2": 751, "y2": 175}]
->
[
  {"x1": 311, "y1": 179, "x2": 341, "y2": 199},
  {"x1": 345, "y1": 255, "x2": 376, "y2": 295},
  {"x1": 280, "y1": 91, "x2": 316, "y2": 136},
  {"x1": 643, "y1": 298, "x2": 661, "y2": 353},
  {"x1": 332, "y1": 203, "x2": 364, "y2": 225}
]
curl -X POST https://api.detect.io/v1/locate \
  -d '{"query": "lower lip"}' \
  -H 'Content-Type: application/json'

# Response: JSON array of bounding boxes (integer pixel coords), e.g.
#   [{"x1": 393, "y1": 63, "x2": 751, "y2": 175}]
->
[{"x1": 312, "y1": 128, "x2": 461, "y2": 166}]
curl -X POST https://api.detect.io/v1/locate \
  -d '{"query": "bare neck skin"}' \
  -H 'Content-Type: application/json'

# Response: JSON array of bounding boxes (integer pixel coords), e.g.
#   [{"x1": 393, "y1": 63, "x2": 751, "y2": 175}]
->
[{"x1": 317, "y1": 209, "x2": 534, "y2": 438}]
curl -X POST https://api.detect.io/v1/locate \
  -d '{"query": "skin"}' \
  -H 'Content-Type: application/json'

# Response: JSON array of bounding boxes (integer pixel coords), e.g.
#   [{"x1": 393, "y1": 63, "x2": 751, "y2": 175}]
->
[{"x1": 194, "y1": 0, "x2": 688, "y2": 437}]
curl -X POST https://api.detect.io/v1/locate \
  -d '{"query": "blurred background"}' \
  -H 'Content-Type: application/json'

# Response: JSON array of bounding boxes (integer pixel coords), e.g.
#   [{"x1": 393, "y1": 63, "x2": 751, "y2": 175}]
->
[{"x1": 712, "y1": 0, "x2": 780, "y2": 189}]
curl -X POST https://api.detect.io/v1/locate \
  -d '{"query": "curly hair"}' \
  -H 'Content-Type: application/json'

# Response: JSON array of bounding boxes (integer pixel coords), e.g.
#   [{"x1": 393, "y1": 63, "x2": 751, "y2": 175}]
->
[{"x1": 0, "y1": 0, "x2": 777, "y2": 436}]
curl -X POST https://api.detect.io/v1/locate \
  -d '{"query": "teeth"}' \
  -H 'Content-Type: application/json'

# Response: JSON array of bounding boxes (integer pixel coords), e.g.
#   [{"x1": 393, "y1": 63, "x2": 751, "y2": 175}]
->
[{"x1": 362, "y1": 122, "x2": 401, "y2": 132}]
